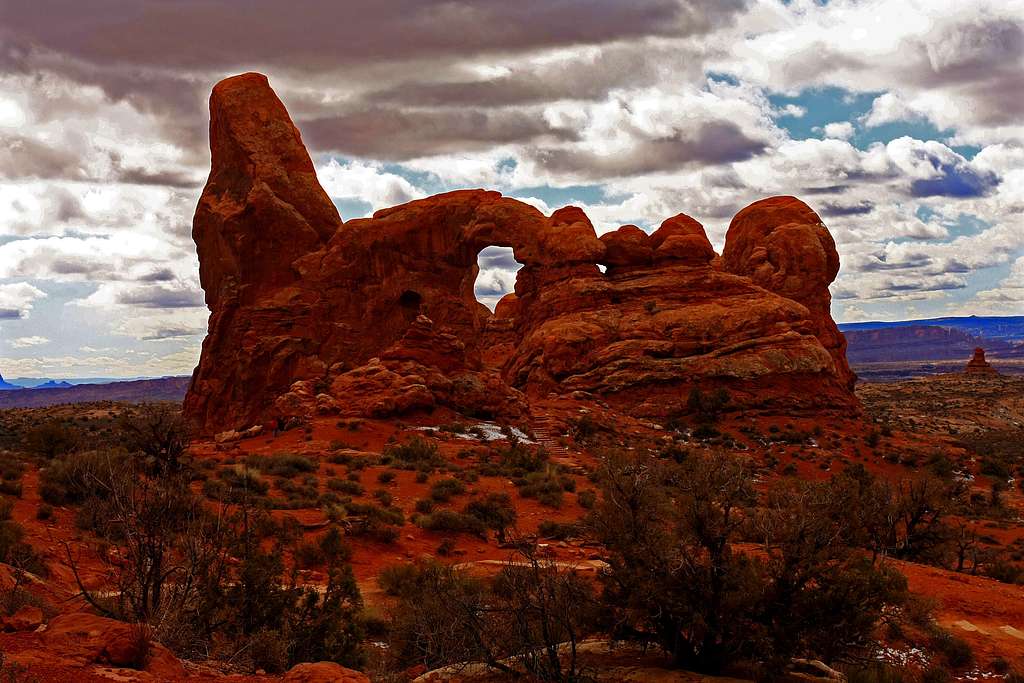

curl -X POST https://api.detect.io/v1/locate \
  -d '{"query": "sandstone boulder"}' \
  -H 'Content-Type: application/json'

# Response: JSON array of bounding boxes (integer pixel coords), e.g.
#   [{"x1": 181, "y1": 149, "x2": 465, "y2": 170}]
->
[
  {"x1": 41, "y1": 613, "x2": 185, "y2": 676},
  {"x1": 1, "y1": 605, "x2": 43, "y2": 632},
  {"x1": 283, "y1": 661, "x2": 371, "y2": 683}
]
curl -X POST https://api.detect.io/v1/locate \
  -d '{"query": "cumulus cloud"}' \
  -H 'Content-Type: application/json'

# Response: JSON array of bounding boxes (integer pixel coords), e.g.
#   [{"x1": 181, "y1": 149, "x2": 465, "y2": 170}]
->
[
  {"x1": 1, "y1": 0, "x2": 1022, "y2": 370},
  {"x1": 0, "y1": 282, "x2": 46, "y2": 320},
  {"x1": 8, "y1": 335, "x2": 49, "y2": 348},
  {"x1": 821, "y1": 122, "x2": 855, "y2": 140}
]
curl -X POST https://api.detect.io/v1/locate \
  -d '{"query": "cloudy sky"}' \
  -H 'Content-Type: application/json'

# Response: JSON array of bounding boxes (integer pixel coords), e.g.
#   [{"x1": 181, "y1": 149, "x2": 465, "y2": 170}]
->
[{"x1": 0, "y1": 0, "x2": 1022, "y2": 378}]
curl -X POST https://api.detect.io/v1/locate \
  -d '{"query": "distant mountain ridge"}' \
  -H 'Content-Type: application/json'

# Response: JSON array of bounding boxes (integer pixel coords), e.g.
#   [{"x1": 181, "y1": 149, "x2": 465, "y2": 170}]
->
[
  {"x1": 841, "y1": 316, "x2": 1024, "y2": 365},
  {"x1": 0, "y1": 373, "x2": 19, "y2": 391},
  {"x1": 840, "y1": 315, "x2": 1024, "y2": 342},
  {"x1": 34, "y1": 380, "x2": 75, "y2": 390},
  {"x1": 0, "y1": 376, "x2": 189, "y2": 408}
]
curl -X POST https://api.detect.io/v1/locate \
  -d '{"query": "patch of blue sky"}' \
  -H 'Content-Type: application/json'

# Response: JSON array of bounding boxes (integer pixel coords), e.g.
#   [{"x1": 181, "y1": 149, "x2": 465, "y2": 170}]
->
[
  {"x1": 509, "y1": 184, "x2": 609, "y2": 208},
  {"x1": 333, "y1": 198, "x2": 374, "y2": 219},
  {"x1": 891, "y1": 209, "x2": 993, "y2": 245},
  {"x1": 767, "y1": 87, "x2": 979, "y2": 157}
]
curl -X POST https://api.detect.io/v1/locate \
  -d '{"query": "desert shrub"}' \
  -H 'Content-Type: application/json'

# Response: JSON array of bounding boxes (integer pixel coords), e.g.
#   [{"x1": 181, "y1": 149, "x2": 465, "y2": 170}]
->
[
  {"x1": 429, "y1": 477, "x2": 466, "y2": 503},
  {"x1": 377, "y1": 470, "x2": 396, "y2": 484},
  {"x1": 687, "y1": 386, "x2": 730, "y2": 423},
  {"x1": 843, "y1": 663, "x2": 909, "y2": 683},
  {"x1": 589, "y1": 450, "x2": 910, "y2": 675},
  {"x1": 119, "y1": 404, "x2": 188, "y2": 475},
  {"x1": 495, "y1": 439, "x2": 548, "y2": 476},
  {"x1": 931, "y1": 629, "x2": 973, "y2": 668},
  {"x1": 35, "y1": 503, "x2": 53, "y2": 521},
  {"x1": 927, "y1": 453, "x2": 955, "y2": 479},
  {"x1": 984, "y1": 558, "x2": 1024, "y2": 584},
  {"x1": 245, "y1": 453, "x2": 318, "y2": 478},
  {"x1": 416, "y1": 510, "x2": 486, "y2": 537},
  {"x1": 386, "y1": 551, "x2": 598, "y2": 680},
  {"x1": 294, "y1": 527, "x2": 351, "y2": 571},
  {"x1": 576, "y1": 489, "x2": 597, "y2": 509},
  {"x1": 537, "y1": 520, "x2": 578, "y2": 541},
  {"x1": 39, "y1": 450, "x2": 127, "y2": 505},
  {"x1": 344, "y1": 502, "x2": 403, "y2": 544},
  {"x1": 0, "y1": 502, "x2": 41, "y2": 572},
  {"x1": 378, "y1": 563, "x2": 421, "y2": 596},
  {"x1": 24, "y1": 420, "x2": 80, "y2": 459},
  {"x1": 0, "y1": 651, "x2": 38, "y2": 683},
  {"x1": 327, "y1": 478, "x2": 364, "y2": 496},
  {"x1": 571, "y1": 414, "x2": 603, "y2": 442},
  {"x1": 0, "y1": 454, "x2": 25, "y2": 489},
  {"x1": 464, "y1": 493, "x2": 517, "y2": 543},
  {"x1": 921, "y1": 665, "x2": 952, "y2": 683},
  {"x1": 218, "y1": 466, "x2": 270, "y2": 496},
  {"x1": 517, "y1": 468, "x2": 571, "y2": 508},
  {"x1": 373, "y1": 490, "x2": 393, "y2": 507},
  {"x1": 384, "y1": 437, "x2": 443, "y2": 468},
  {"x1": 414, "y1": 498, "x2": 435, "y2": 514}
]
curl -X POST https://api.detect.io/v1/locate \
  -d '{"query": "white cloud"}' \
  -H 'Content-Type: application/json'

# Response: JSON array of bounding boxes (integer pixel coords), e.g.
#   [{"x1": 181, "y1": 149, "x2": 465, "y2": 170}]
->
[
  {"x1": 822, "y1": 121, "x2": 854, "y2": 140},
  {"x1": 8, "y1": 335, "x2": 50, "y2": 348},
  {"x1": 861, "y1": 93, "x2": 922, "y2": 128},
  {"x1": 316, "y1": 159, "x2": 427, "y2": 213},
  {"x1": 0, "y1": 282, "x2": 46, "y2": 320}
]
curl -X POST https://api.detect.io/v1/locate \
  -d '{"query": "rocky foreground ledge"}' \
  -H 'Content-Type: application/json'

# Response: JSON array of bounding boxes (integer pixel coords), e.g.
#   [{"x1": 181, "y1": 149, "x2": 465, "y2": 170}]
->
[{"x1": 184, "y1": 73, "x2": 857, "y2": 436}]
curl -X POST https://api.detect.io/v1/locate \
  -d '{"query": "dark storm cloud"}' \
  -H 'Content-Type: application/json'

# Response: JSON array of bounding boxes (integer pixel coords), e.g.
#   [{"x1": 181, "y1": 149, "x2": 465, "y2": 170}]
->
[
  {"x1": 819, "y1": 200, "x2": 874, "y2": 217},
  {"x1": 801, "y1": 185, "x2": 852, "y2": 195},
  {"x1": 115, "y1": 285, "x2": 205, "y2": 309},
  {"x1": 141, "y1": 325, "x2": 206, "y2": 340},
  {"x1": 857, "y1": 252, "x2": 935, "y2": 272},
  {"x1": 0, "y1": 136, "x2": 201, "y2": 186},
  {"x1": 365, "y1": 43, "x2": 705, "y2": 108},
  {"x1": 909, "y1": 161, "x2": 1000, "y2": 199},
  {"x1": 0, "y1": 308, "x2": 23, "y2": 320},
  {"x1": 531, "y1": 121, "x2": 767, "y2": 178},
  {"x1": 0, "y1": 135, "x2": 88, "y2": 181},
  {"x1": 137, "y1": 268, "x2": 178, "y2": 283},
  {"x1": 300, "y1": 107, "x2": 578, "y2": 160},
  {"x1": 0, "y1": 0, "x2": 734, "y2": 71}
]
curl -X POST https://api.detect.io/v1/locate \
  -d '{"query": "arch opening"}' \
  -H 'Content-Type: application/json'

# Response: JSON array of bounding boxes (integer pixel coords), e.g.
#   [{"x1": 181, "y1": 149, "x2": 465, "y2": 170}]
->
[{"x1": 474, "y1": 246, "x2": 523, "y2": 312}]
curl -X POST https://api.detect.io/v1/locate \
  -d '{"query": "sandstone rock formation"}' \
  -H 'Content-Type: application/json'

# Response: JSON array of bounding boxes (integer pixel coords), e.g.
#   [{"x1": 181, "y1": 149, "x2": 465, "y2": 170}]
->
[
  {"x1": 966, "y1": 347, "x2": 997, "y2": 375},
  {"x1": 184, "y1": 73, "x2": 858, "y2": 435},
  {"x1": 40, "y1": 613, "x2": 185, "y2": 677},
  {"x1": 283, "y1": 661, "x2": 372, "y2": 683}
]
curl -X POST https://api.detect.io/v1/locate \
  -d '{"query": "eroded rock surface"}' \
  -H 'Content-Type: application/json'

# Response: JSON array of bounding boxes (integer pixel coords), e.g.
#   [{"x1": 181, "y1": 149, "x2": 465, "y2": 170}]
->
[{"x1": 184, "y1": 73, "x2": 858, "y2": 434}]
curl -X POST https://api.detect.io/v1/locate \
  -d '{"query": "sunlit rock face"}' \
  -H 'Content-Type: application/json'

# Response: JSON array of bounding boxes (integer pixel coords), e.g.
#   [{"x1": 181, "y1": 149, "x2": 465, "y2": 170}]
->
[{"x1": 184, "y1": 73, "x2": 859, "y2": 435}]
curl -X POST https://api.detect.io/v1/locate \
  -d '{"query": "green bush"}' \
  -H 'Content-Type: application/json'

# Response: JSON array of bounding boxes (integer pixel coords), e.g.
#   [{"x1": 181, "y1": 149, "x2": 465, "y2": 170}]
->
[
  {"x1": 245, "y1": 453, "x2": 318, "y2": 478},
  {"x1": 417, "y1": 510, "x2": 486, "y2": 537},
  {"x1": 429, "y1": 477, "x2": 466, "y2": 503},
  {"x1": 384, "y1": 437, "x2": 443, "y2": 468},
  {"x1": 327, "y1": 478, "x2": 364, "y2": 496},
  {"x1": 463, "y1": 493, "x2": 517, "y2": 542}
]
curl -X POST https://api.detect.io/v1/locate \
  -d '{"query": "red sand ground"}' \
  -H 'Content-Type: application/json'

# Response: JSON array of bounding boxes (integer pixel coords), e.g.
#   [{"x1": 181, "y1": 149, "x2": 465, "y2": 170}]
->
[{"x1": 3, "y1": 395, "x2": 1024, "y2": 680}]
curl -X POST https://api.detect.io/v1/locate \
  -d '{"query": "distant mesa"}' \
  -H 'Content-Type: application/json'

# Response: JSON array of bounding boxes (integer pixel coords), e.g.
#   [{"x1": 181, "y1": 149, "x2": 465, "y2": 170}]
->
[
  {"x1": 965, "y1": 347, "x2": 997, "y2": 375},
  {"x1": 183, "y1": 73, "x2": 860, "y2": 435},
  {"x1": 0, "y1": 372, "x2": 19, "y2": 391},
  {"x1": 34, "y1": 380, "x2": 75, "y2": 390}
]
